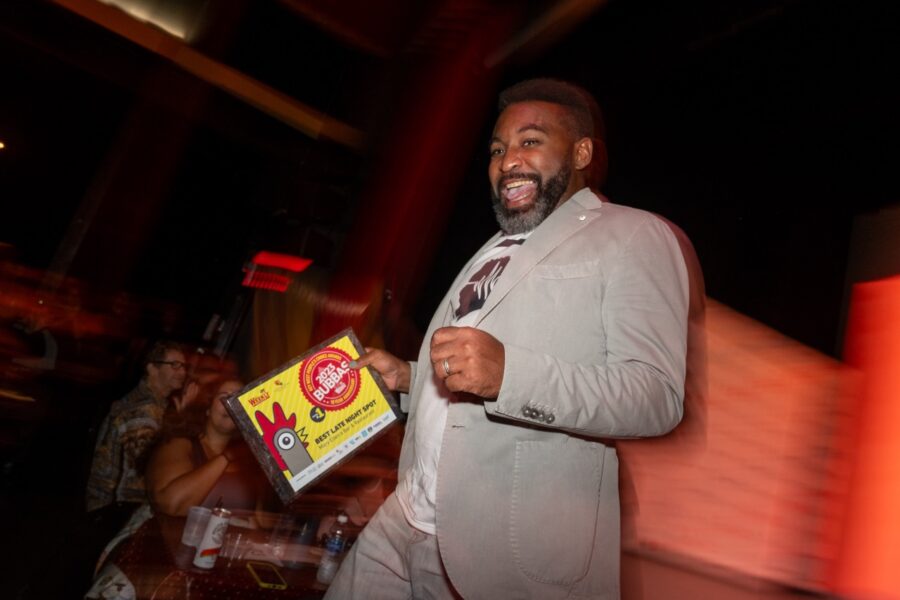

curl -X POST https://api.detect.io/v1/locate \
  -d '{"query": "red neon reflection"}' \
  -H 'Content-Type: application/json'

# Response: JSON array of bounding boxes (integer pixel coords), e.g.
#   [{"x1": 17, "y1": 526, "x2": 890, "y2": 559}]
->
[
  {"x1": 241, "y1": 269, "x2": 289, "y2": 292},
  {"x1": 251, "y1": 251, "x2": 312, "y2": 273}
]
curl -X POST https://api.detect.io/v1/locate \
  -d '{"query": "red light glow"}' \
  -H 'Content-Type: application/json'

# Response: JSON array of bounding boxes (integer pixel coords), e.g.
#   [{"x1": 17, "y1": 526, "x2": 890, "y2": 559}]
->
[
  {"x1": 241, "y1": 268, "x2": 289, "y2": 292},
  {"x1": 251, "y1": 251, "x2": 312, "y2": 273}
]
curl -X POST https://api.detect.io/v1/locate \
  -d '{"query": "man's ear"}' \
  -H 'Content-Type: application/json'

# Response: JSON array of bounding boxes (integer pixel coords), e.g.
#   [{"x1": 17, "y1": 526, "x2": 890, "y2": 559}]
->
[{"x1": 573, "y1": 137, "x2": 593, "y2": 171}]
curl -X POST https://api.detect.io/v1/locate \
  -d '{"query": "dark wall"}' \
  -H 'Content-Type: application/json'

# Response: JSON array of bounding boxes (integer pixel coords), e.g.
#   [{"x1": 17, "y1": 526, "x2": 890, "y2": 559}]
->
[{"x1": 416, "y1": 0, "x2": 900, "y2": 358}]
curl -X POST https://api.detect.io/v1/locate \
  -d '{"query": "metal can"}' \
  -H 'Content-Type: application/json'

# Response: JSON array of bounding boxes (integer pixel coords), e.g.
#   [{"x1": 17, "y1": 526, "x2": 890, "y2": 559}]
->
[{"x1": 193, "y1": 506, "x2": 231, "y2": 569}]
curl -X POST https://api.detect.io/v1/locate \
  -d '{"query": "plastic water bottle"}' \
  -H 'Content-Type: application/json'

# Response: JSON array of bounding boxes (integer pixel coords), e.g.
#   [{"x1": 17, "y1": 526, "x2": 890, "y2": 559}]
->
[{"x1": 316, "y1": 513, "x2": 349, "y2": 585}]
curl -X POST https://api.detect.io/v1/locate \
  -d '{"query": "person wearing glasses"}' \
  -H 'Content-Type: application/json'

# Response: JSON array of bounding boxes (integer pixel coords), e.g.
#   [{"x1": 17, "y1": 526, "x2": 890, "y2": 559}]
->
[{"x1": 85, "y1": 341, "x2": 189, "y2": 547}]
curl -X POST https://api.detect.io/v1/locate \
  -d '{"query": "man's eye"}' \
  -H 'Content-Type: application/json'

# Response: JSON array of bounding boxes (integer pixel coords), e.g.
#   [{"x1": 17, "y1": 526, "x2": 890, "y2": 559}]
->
[
  {"x1": 489, "y1": 147, "x2": 504, "y2": 157},
  {"x1": 522, "y1": 138, "x2": 540, "y2": 147}
]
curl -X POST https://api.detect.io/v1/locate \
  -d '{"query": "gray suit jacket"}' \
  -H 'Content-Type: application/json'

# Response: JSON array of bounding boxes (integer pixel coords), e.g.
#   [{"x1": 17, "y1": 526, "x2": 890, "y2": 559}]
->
[{"x1": 399, "y1": 189, "x2": 689, "y2": 599}]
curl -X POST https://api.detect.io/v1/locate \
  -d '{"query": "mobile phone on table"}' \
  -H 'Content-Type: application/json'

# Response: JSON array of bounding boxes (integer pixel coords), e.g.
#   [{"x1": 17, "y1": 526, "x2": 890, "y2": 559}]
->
[{"x1": 246, "y1": 561, "x2": 288, "y2": 590}]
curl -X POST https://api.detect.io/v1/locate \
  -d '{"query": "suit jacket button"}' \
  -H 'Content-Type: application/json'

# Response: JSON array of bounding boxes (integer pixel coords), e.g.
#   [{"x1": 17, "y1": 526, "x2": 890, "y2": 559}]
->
[
  {"x1": 522, "y1": 406, "x2": 531, "y2": 417},
  {"x1": 545, "y1": 414, "x2": 555, "y2": 424}
]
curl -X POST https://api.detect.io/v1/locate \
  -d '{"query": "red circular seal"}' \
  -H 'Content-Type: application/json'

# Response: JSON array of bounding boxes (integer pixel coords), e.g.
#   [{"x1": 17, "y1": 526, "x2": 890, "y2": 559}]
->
[{"x1": 299, "y1": 348, "x2": 360, "y2": 411}]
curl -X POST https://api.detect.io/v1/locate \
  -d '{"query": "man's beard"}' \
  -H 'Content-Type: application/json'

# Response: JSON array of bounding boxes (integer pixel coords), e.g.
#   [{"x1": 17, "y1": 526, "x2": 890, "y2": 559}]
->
[{"x1": 491, "y1": 163, "x2": 572, "y2": 235}]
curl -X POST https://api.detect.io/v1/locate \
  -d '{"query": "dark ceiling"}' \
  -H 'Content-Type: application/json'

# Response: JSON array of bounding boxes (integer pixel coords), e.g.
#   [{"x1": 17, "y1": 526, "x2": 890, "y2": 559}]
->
[{"x1": 1, "y1": 0, "x2": 899, "y2": 357}]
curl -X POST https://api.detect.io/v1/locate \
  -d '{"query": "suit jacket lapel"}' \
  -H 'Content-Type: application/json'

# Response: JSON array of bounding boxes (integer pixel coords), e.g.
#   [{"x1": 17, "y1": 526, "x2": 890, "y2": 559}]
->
[{"x1": 473, "y1": 189, "x2": 604, "y2": 326}]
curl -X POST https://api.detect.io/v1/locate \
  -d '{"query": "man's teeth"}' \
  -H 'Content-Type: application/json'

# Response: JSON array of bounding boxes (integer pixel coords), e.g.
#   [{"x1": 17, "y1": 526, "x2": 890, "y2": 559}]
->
[{"x1": 505, "y1": 180, "x2": 531, "y2": 190}]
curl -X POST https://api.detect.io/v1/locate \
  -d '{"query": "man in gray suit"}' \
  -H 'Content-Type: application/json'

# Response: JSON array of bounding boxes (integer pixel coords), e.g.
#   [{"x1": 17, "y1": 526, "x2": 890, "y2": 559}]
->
[{"x1": 326, "y1": 79, "x2": 690, "y2": 599}]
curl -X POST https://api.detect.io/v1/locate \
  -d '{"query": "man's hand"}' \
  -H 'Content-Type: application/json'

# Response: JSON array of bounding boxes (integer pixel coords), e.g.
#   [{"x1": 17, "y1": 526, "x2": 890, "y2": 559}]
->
[
  {"x1": 173, "y1": 380, "x2": 199, "y2": 413},
  {"x1": 353, "y1": 348, "x2": 411, "y2": 393},
  {"x1": 430, "y1": 327, "x2": 504, "y2": 398}
]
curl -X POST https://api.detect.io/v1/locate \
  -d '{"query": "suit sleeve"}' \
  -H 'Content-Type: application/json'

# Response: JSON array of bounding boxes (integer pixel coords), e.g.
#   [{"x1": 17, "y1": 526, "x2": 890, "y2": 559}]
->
[{"x1": 485, "y1": 218, "x2": 689, "y2": 439}]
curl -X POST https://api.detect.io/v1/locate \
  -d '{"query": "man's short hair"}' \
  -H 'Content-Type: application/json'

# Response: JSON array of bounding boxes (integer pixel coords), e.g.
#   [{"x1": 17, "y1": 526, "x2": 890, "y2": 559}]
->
[
  {"x1": 143, "y1": 340, "x2": 183, "y2": 374},
  {"x1": 497, "y1": 78, "x2": 605, "y2": 141}
]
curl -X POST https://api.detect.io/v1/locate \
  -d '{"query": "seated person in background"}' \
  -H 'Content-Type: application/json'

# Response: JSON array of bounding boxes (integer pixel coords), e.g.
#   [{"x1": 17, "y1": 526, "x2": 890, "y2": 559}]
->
[
  {"x1": 86, "y1": 341, "x2": 188, "y2": 521},
  {"x1": 86, "y1": 379, "x2": 269, "y2": 600},
  {"x1": 146, "y1": 377, "x2": 264, "y2": 515}
]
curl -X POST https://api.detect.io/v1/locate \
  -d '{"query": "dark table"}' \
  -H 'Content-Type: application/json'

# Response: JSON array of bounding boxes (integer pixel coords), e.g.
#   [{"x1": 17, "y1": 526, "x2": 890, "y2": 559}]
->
[{"x1": 112, "y1": 511, "x2": 329, "y2": 599}]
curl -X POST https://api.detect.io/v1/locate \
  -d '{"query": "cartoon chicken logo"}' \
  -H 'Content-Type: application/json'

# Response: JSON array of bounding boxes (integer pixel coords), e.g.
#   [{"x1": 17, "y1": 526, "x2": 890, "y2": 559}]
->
[{"x1": 255, "y1": 402, "x2": 313, "y2": 476}]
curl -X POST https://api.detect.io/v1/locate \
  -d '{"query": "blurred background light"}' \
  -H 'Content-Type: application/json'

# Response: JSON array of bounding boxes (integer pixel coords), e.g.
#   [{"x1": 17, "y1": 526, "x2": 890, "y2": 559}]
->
[
  {"x1": 251, "y1": 251, "x2": 313, "y2": 273},
  {"x1": 95, "y1": 0, "x2": 198, "y2": 39}
]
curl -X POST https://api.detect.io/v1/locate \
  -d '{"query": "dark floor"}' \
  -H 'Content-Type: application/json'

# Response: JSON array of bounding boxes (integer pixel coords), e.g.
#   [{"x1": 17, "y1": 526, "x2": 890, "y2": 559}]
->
[{"x1": 1, "y1": 384, "x2": 102, "y2": 600}]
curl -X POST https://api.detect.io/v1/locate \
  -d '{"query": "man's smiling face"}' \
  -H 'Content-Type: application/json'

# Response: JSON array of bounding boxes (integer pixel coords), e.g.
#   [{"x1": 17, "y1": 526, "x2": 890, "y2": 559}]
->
[{"x1": 488, "y1": 101, "x2": 581, "y2": 234}]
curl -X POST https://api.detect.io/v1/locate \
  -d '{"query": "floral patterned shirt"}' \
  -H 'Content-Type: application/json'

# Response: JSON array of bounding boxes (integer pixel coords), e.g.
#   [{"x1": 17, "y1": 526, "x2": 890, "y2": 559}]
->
[{"x1": 85, "y1": 380, "x2": 168, "y2": 511}]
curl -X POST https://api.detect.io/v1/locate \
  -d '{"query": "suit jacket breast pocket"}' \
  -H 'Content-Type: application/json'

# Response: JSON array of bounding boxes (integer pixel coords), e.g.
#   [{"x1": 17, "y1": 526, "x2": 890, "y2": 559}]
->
[
  {"x1": 510, "y1": 440, "x2": 603, "y2": 585},
  {"x1": 521, "y1": 261, "x2": 605, "y2": 347},
  {"x1": 532, "y1": 260, "x2": 602, "y2": 280}
]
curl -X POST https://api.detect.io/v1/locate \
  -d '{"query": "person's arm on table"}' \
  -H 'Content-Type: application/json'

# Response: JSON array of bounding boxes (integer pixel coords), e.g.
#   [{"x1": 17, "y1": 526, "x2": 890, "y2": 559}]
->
[{"x1": 145, "y1": 438, "x2": 232, "y2": 516}]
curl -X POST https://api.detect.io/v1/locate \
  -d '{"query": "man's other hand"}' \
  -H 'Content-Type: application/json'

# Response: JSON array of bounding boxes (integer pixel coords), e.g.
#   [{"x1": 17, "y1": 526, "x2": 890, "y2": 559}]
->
[
  {"x1": 430, "y1": 327, "x2": 504, "y2": 398},
  {"x1": 353, "y1": 348, "x2": 411, "y2": 393}
]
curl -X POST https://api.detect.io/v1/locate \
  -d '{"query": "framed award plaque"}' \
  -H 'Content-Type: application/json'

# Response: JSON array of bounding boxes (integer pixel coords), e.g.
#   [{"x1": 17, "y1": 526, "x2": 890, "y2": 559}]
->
[{"x1": 223, "y1": 328, "x2": 401, "y2": 504}]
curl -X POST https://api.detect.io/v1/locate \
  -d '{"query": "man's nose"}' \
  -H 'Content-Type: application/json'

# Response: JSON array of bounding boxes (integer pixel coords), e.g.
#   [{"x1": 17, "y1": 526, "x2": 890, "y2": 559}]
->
[{"x1": 500, "y1": 147, "x2": 521, "y2": 172}]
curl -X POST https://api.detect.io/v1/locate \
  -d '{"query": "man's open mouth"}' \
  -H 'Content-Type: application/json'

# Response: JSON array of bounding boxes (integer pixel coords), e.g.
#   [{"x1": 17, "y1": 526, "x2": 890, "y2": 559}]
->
[{"x1": 499, "y1": 177, "x2": 539, "y2": 210}]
